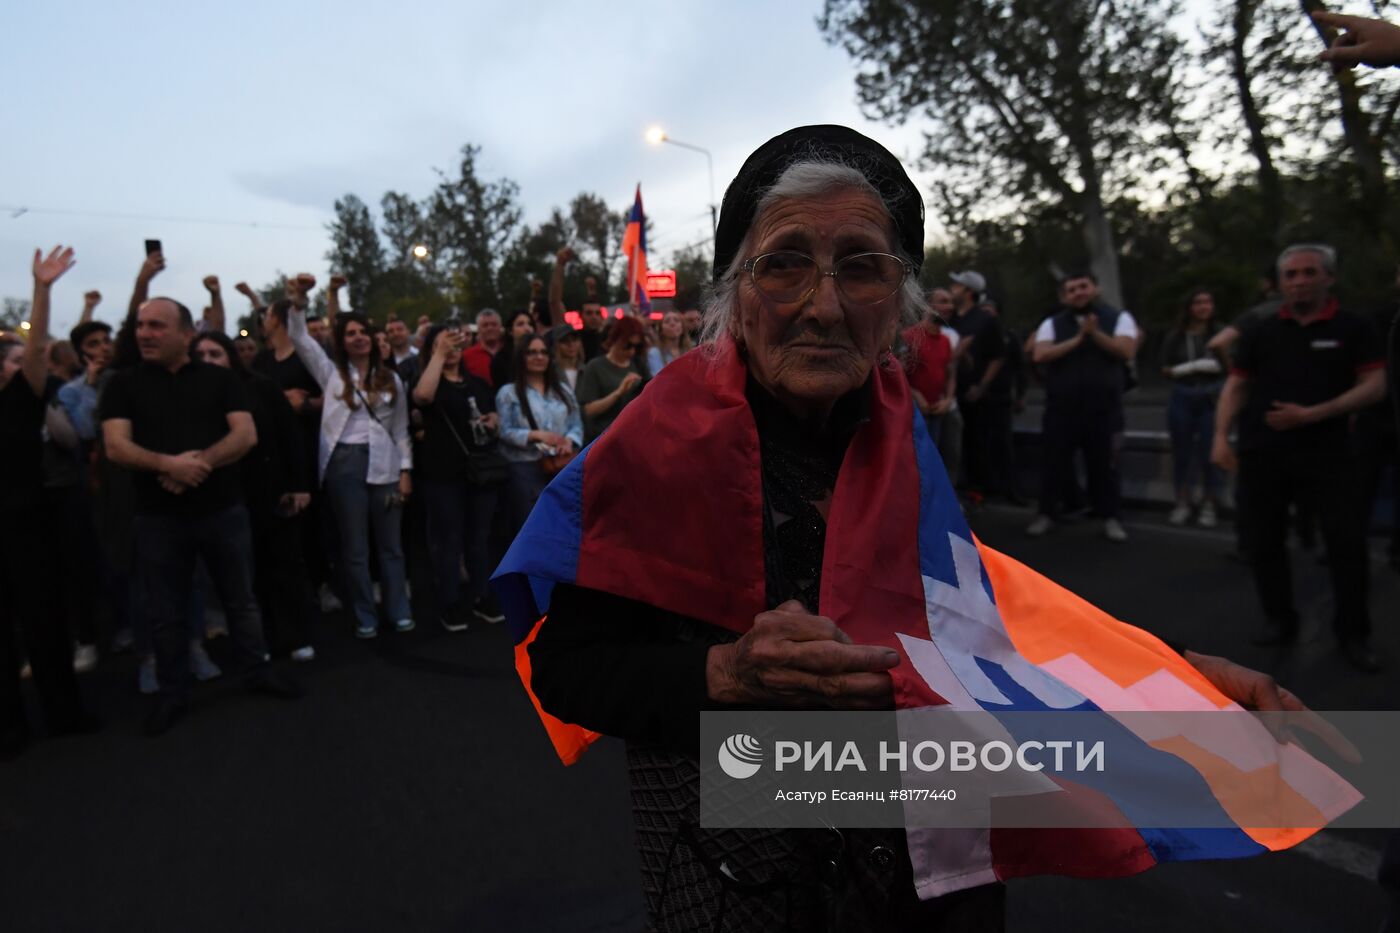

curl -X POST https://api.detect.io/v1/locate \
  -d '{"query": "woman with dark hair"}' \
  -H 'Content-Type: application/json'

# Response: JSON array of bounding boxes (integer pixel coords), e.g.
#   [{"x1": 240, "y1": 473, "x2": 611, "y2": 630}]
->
[
  {"x1": 291, "y1": 308, "x2": 414, "y2": 639},
  {"x1": 191, "y1": 332, "x2": 317, "y2": 660},
  {"x1": 575, "y1": 314, "x2": 648, "y2": 442},
  {"x1": 1160, "y1": 287, "x2": 1226, "y2": 526},
  {"x1": 491, "y1": 310, "x2": 537, "y2": 389},
  {"x1": 495, "y1": 334, "x2": 583, "y2": 532},
  {"x1": 412, "y1": 322, "x2": 507, "y2": 630}
]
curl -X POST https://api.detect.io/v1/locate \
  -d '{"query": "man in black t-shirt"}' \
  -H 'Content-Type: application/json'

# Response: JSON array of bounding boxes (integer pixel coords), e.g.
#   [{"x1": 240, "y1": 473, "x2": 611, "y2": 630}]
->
[
  {"x1": 101, "y1": 297, "x2": 301, "y2": 734},
  {"x1": 0, "y1": 247, "x2": 94, "y2": 756},
  {"x1": 1213, "y1": 244, "x2": 1387, "y2": 671},
  {"x1": 947, "y1": 272, "x2": 1007, "y2": 504}
]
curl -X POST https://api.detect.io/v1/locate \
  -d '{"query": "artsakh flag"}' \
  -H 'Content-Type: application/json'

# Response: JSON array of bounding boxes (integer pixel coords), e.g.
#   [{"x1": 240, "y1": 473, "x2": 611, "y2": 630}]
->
[
  {"x1": 620, "y1": 185, "x2": 650, "y2": 314},
  {"x1": 491, "y1": 339, "x2": 1360, "y2": 898}
]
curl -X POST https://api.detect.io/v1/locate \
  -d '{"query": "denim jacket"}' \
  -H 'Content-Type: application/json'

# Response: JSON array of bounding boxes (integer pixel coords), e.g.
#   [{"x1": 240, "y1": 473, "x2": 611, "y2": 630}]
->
[{"x1": 495, "y1": 383, "x2": 583, "y2": 462}]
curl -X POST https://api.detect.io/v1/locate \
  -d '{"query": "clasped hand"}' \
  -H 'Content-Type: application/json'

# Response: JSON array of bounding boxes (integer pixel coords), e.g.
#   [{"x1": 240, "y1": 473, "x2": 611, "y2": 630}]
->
[
  {"x1": 158, "y1": 450, "x2": 212, "y2": 495},
  {"x1": 706, "y1": 600, "x2": 900, "y2": 709}
]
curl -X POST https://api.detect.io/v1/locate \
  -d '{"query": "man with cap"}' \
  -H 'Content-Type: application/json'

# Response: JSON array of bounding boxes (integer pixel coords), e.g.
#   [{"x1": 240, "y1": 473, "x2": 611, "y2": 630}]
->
[{"x1": 947, "y1": 270, "x2": 1007, "y2": 506}]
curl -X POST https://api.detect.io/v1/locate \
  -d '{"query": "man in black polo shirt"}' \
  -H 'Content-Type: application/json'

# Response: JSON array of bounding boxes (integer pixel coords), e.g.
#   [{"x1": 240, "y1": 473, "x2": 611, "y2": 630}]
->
[
  {"x1": 947, "y1": 271, "x2": 1007, "y2": 506},
  {"x1": 101, "y1": 297, "x2": 301, "y2": 734},
  {"x1": 1028, "y1": 270, "x2": 1140, "y2": 541},
  {"x1": 1213, "y1": 244, "x2": 1386, "y2": 672}
]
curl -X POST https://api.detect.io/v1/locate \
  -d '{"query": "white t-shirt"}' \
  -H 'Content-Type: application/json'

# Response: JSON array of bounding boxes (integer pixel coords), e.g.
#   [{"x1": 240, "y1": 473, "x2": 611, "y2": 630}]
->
[{"x1": 1036, "y1": 309, "x2": 1139, "y2": 343}]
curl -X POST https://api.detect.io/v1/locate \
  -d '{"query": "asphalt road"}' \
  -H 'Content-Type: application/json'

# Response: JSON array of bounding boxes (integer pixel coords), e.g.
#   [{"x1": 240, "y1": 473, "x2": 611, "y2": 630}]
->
[{"x1": 1, "y1": 504, "x2": 1395, "y2": 932}]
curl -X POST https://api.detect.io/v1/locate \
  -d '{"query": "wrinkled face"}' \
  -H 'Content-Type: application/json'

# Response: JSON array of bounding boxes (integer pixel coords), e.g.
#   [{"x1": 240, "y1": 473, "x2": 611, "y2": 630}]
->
[
  {"x1": 235, "y1": 337, "x2": 259, "y2": 366},
  {"x1": 1061, "y1": 276, "x2": 1098, "y2": 310},
  {"x1": 683, "y1": 309, "x2": 702, "y2": 333},
  {"x1": 660, "y1": 311, "x2": 684, "y2": 340},
  {"x1": 136, "y1": 300, "x2": 191, "y2": 366},
  {"x1": 1189, "y1": 292, "x2": 1215, "y2": 322},
  {"x1": 524, "y1": 337, "x2": 551, "y2": 374},
  {"x1": 510, "y1": 314, "x2": 534, "y2": 339},
  {"x1": 80, "y1": 329, "x2": 113, "y2": 368},
  {"x1": 581, "y1": 303, "x2": 604, "y2": 332},
  {"x1": 342, "y1": 320, "x2": 373, "y2": 358},
  {"x1": 385, "y1": 319, "x2": 410, "y2": 349},
  {"x1": 737, "y1": 191, "x2": 900, "y2": 418},
  {"x1": 0, "y1": 344, "x2": 21, "y2": 387},
  {"x1": 929, "y1": 288, "x2": 954, "y2": 319},
  {"x1": 195, "y1": 338, "x2": 232, "y2": 368},
  {"x1": 476, "y1": 315, "x2": 502, "y2": 344},
  {"x1": 1279, "y1": 251, "x2": 1334, "y2": 308}
]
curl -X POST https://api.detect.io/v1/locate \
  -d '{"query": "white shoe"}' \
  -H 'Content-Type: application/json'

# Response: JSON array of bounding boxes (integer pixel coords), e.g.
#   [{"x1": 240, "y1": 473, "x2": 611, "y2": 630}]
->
[
  {"x1": 290, "y1": 645, "x2": 316, "y2": 662},
  {"x1": 1168, "y1": 504, "x2": 1190, "y2": 526},
  {"x1": 1197, "y1": 502, "x2": 1218, "y2": 529},
  {"x1": 1104, "y1": 518, "x2": 1128, "y2": 542},
  {"x1": 318, "y1": 584, "x2": 343, "y2": 613},
  {"x1": 190, "y1": 642, "x2": 222, "y2": 681},
  {"x1": 394, "y1": 618, "x2": 415, "y2": 633},
  {"x1": 73, "y1": 644, "x2": 99, "y2": 673},
  {"x1": 1026, "y1": 515, "x2": 1053, "y2": 537}
]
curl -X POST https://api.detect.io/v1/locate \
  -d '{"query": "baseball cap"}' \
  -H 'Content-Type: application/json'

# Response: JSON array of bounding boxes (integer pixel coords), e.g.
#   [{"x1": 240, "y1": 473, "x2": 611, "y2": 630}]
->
[{"x1": 949, "y1": 271, "x2": 987, "y2": 294}]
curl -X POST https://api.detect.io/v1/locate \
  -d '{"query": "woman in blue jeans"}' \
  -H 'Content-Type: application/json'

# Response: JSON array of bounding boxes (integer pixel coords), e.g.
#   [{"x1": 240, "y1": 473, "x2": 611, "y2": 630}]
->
[
  {"x1": 291, "y1": 307, "x2": 414, "y2": 638},
  {"x1": 496, "y1": 334, "x2": 583, "y2": 537},
  {"x1": 412, "y1": 322, "x2": 507, "y2": 631},
  {"x1": 1159, "y1": 287, "x2": 1226, "y2": 527}
]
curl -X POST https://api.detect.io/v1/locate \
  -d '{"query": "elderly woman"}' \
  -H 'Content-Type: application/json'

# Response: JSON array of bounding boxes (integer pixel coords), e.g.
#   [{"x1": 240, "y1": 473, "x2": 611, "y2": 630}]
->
[{"x1": 496, "y1": 127, "x2": 1320, "y2": 933}]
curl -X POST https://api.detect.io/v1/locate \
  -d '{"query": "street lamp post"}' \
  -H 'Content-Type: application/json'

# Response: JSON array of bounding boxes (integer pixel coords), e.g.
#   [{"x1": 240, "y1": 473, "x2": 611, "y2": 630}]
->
[{"x1": 646, "y1": 127, "x2": 717, "y2": 242}]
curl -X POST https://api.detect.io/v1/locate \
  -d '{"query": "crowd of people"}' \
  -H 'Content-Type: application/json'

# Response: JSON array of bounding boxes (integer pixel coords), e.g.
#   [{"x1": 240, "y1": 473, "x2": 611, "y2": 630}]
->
[{"x1": 0, "y1": 229, "x2": 1395, "y2": 749}]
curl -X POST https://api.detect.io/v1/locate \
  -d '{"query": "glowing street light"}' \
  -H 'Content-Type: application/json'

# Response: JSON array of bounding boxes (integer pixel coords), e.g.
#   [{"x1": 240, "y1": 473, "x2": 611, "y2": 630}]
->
[
  {"x1": 412, "y1": 244, "x2": 430, "y2": 260},
  {"x1": 19, "y1": 321, "x2": 30, "y2": 331},
  {"x1": 645, "y1": 125, "x2": 717, "y2": 240},
  {"x1": 239, "y1": 329, "x2": 250, "y2": 337}
]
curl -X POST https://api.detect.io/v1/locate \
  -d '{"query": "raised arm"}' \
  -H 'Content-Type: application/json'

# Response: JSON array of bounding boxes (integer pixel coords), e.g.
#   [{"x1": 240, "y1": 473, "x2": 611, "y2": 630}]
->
[
  {"x1": 127, "y1": 252, "x2": 163, "y2": 321},
  {"x1": 326, "y1": 274, "x2": 346, "y2": 330},
  {"x1": 201, "y1": 276, "x2": 225, "y2": 333},
  {"x1": 25, "y1": 246, "x2": 77, "y2": 396},
  {"x1": 79, "y1": 290, "x2": 101, "y2": 325},
  {"x1": 549, "y1": 247, "x2": 574, "y2": 323},
  {"x1": 287, "y1": 306, "x2": 337, "y2": 389},
  {"x1": 234, "y1": 281, "x2": 265, "y2": 315}
]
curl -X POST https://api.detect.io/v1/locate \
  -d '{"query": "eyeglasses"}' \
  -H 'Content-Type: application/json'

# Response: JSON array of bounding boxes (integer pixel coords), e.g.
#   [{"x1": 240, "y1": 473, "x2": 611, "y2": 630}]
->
[{"x1": 743, "y1": 250, "x2": 911, "y2": 306}]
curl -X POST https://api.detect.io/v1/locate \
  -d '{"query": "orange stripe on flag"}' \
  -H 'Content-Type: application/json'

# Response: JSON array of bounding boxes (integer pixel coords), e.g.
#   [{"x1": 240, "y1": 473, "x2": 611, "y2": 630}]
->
[{"x1": 514, "y1": 617, "x2": 601, "y2": 765}]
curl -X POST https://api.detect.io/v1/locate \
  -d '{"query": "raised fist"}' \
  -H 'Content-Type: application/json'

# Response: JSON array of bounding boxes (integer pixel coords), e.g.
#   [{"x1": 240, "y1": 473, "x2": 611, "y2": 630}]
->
[
  {"x1": 203, "y1": 275, "x2": 220, "y2": 293},
  {"x1": 328, "y1": 274, "x2": 348, "y2": 291}
]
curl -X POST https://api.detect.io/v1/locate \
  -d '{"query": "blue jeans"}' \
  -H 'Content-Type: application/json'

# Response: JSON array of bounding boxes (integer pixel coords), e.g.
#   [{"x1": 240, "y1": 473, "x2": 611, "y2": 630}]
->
[
  {"x1": 506, "y1": 460, "x2": 547, "y2": 538},
  {"x1": 423, "y1": 479, "x2": 500, "y2": 612},
  {"x1": 133, "y1": 504, "x2": 268, "y2": 701},
  {"x1": 1167, "y1": 384, "x2": 1222, "y2": 502},
  {"x1": 323, "y1": 444, "x2": 410, "y2": 631}
]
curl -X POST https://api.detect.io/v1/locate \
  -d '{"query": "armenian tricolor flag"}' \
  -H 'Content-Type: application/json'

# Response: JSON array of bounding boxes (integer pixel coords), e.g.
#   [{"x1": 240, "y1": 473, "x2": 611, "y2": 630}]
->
[
  {"x1": 492, "y1": 339, "x2": 1360, "y2": 897},
  {"x1": 620, "y1": 185, "x2": 650, "y2": 314}
]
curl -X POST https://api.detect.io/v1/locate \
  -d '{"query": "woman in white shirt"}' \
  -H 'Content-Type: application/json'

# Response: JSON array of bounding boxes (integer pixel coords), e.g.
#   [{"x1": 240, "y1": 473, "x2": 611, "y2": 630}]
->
[
  {"x1": 290, "y1": 308, "x2": 414, "y2": 638},
  {"x1": 550, "y1": 325, "x2": 583, "y2": 391}
]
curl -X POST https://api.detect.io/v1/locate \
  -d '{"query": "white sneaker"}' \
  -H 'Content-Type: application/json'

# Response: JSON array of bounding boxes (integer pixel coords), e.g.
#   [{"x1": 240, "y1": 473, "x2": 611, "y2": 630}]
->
[
  {"x1": 1197, "y1": 502, "x2": 1218, "y2": 529},
  {"x1": 190, "y1": 642, "x2": 222, "y2": 681},
  {"x1": 1168, "y1": 504, "x2": 1190, "y2": 526},
  {"x1": 73, "y1": 644, "x2": 99, "y2": 673},
  {"x1": 290, "y1": 645, "x2": 316, "y2": 662},
  {"x1": 318, "y1": 584, "x2": 342, "y2": 613},
  {"x1": 394, "y1": 618, "x2": 415, "y2": 633},
  {"x1": 1026, "y1": 515, "x2": 1054, "y2": 537},
  {"x1": 1104, "y1": 518, "x2": 1128, "y2": 542},
  {"x1": 138, "y1": 657, "x2": 158, "y2": 695}
]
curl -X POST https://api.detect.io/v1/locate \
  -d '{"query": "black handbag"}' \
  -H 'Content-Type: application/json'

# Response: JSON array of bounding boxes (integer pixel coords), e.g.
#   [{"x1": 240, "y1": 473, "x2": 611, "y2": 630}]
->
[{"x1": 436, "y1": 403, "x2": 509, "y2": 487}]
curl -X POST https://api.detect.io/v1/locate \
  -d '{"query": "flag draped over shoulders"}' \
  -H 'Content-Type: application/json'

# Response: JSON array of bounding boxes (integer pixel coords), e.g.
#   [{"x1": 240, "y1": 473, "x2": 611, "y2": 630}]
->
[{"x1": 492, "y1": 338, "x2": 1359, "y2": 898}]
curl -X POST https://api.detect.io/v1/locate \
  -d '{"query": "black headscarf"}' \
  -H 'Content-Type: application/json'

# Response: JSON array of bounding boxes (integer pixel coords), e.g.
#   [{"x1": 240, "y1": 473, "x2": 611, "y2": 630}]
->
[{"x1": 711, "y1": 124, "x2": 925, "y2": 283}]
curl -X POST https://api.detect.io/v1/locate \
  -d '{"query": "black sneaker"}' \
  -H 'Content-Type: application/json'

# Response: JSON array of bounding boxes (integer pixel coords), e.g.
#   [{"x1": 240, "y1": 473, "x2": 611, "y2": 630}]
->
[
  {"x1": 472, "y1": 596, "x2": 505, "y2": 624},
  {"x1": 244, "y1": 670, "x2": 305, "y2": 700},
  {"x1": 441, "y1": 604, "x2": 470, "y2": 633},
  {"x1": 144, "y1": 698, "x2": 188, "y2": 737},
  {"x1": 1340, "y1": 639, "x2": 1382, "y2": 674}
]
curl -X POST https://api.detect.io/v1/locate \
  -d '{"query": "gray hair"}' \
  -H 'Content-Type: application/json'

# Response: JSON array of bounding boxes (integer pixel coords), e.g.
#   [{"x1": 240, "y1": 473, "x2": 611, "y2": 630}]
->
[
  {"x1": 699, "y1": 161, "x2": 925, "y2": 348},
  {"x1": 1277, "y1": 243, "x2": 1337, "y2": 277},
  {"x1": 474, "y1": 308, "x2": 501, "y2": 324}
]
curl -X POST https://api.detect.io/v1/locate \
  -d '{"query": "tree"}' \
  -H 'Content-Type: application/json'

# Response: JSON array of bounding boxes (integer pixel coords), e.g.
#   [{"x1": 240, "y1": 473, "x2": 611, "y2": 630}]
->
[
  {"x1": 820, "y1": 0, "x2": 1190, "y2": 307},
  {"x1": 425, "y1": 144, "x2": 523, "y2": 313},
  {"x1": 326, "y1": 194, "x2": 385, "y2": 310},
  {"x1": 380, "y1": 191, "x2": 429, "y2": 269},
  {"x1": 569, "y1": 193, "x2": 627, "y2": 296},
  {"x1": 669, "y1": 244, "x2": 712, "y2": 310},
  {"x1": 1, "y1": 297, "x2": 31, "y2": 334}
]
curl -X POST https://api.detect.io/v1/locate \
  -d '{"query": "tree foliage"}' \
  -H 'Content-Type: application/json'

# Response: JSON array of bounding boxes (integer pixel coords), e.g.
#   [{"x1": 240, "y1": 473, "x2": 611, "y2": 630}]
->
[
  {"x1": 326, "y1": 194, "x2": 385, "y2": 310},
  {"x1": 425, "y1": 144, "x2": 524, "y2": 313}
]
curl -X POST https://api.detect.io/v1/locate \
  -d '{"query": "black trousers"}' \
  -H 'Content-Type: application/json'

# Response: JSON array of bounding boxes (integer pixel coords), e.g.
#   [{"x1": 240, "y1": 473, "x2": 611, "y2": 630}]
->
[
  {"x1": 1238, "y1": 450, "x2": 1370, "y2": 641},
  {"x1": 982, "y1": 399, "x2": 1016, "y2": 498},
  {"x1": 958, "y1": 396, "x2": 990, "y2": 493},
  {"x1": 0, "y1": 502, "x2": 85, "y2": 740},
  {"x1": 251, "y1": 503, "x2": 315, "y2": 655},
  {"x1": 1038, "y1": 404, "x2": 1119, "y2": 519}
]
